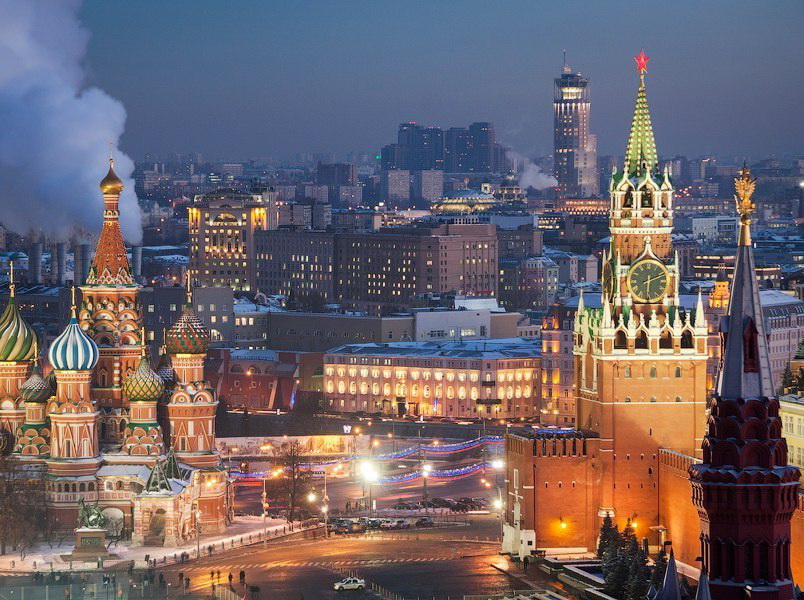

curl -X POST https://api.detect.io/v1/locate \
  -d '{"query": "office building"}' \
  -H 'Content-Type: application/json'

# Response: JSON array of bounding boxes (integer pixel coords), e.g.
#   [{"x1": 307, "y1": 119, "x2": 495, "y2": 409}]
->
[
  {"x1": 412, "y1": 170, "x2": 444, "y2": 205},
  {"x1": 553, "y1": 61, "x2": 598, "y2": 198},
  {"x1": 188, "y1": 189, "x2": 278, "y2": 292},
  {"x1": 380, "y1": 169, "x2": 410, "y2": 207}
]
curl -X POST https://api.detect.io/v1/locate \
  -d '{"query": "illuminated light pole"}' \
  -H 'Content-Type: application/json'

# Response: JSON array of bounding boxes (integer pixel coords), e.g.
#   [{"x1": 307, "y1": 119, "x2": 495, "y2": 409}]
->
[
  {"x1": 262, "y1": 473, "x2": 268, "y2": 548},
  {"x1": 360, "y1": 461, "x2": 378, "y2": 517},
  {"x1": 422, "y1": 463, "x2": 432, "y2": 513},
  {"x1": 195, "y1": 507, "x2": 202, "y2": 559}
]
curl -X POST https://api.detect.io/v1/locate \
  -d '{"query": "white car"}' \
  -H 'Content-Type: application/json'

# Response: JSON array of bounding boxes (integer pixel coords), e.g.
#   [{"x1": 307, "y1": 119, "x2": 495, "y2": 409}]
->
[{"x1": 334, "y1": 577, "x2": 366, "y2": 591}]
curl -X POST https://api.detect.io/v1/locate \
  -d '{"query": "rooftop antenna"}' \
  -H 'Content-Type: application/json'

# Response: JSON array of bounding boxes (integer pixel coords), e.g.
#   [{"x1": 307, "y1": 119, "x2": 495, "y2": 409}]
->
[{"x1": 562, "y1": 50, "x2": 571, "y2": 74}]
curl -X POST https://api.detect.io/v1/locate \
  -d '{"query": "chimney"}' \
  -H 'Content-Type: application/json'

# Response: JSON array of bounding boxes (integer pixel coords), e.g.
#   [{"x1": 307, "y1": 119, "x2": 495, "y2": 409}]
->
[
  {"x1": 55, "y1": 242, "x2": 67, "y2": 286},
  {"x1": 131, "y1": 245, "x2": 143, "y2": 280},
  {"x1": 72, "y1": 243, "x2": 94, "y2": 286},
  {"x1": 30, "y1": 242, "x2": 43, "y2": 284}
]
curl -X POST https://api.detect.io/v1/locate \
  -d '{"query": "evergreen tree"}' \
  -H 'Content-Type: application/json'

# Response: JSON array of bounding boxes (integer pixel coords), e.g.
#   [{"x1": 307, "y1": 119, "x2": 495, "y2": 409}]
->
[
  {"x1": 780, "y1": 365, "x2": 794, "y2": 394},
  {"x1": 625, "y1": 548, "x2": 650, "y2": 600},
  {"x1": 650, "y1": 548, "x2": 668, "y2": 589},
  {"x1": 602, "y1": 531, "x2": 629, "y2": 599},
  {"x1": 597, "y1": 513, "x2": 619, "y2": 558}
]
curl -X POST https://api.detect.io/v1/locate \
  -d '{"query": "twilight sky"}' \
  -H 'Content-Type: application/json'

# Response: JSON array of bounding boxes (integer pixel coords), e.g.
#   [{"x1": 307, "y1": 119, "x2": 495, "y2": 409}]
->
[{"x1": 80, "y1": 0, "x2": 803, "y2": 162}]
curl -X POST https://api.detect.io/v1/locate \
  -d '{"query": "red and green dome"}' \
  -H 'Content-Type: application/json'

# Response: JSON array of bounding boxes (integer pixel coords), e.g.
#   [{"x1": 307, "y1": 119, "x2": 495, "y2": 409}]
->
[{"x1": 165, "y1": 302, "x2": 209, "y2": 355}]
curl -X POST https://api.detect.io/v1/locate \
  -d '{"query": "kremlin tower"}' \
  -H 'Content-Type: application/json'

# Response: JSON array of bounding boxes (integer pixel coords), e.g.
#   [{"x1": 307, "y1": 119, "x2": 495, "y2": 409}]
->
[
  {"x1": 574, "y1": 50, "x2": 709, "y2": 531},
  {"x1": 3, "y1": 159, "x2": 231, "y2": 543},
  {"x1": 690, "y1": 167, "x2": 800, "y2": 599}
]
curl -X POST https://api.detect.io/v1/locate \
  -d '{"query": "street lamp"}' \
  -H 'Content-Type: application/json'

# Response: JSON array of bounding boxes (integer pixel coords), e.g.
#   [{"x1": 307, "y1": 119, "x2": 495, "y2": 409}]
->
[
  {"x1": 321, "y1": 504, "x2": 329, "y2": 538},
  {"x1": 262, "y1": 472, "x2": 269, "y2": 548},
  {"x1": 360, "y1": 461, "x2": 378, "y2": 517},
  {"x1": 422, "y1": 463, "x2": 432, "y2": 513},
  {"x1": 307, "y1": 491, "x2": 317, "y2": 503},
  {"x1": 195, "y1": 508, "x2": 202, "y2": 559}
]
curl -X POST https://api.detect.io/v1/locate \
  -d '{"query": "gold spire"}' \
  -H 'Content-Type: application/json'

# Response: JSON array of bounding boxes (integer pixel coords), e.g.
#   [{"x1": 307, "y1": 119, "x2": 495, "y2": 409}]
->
[
  {"x1": 9, "y1": 261, "x2": 14, "y2": 298},
  {"x1": 735, "y1": 165, "x2": 757, "y2": 247},
  {"x1": 141, "y1": 325, "x2": 147, "y2": 357},
  {"x1": 185, "y1": 272, "x2": 193, "y2": 306}
]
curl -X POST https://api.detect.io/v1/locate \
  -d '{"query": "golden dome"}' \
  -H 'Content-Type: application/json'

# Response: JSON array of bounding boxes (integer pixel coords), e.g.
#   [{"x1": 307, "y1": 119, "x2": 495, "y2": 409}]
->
[{"x1": 100, "y1": 158, "x2": 124, "y2": 195}]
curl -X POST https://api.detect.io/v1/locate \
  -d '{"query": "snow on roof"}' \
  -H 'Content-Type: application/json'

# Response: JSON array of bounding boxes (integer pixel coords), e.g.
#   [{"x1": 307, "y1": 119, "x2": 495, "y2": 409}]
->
[
  {"x1": 96, "y1": 465, "x2": 152, "y2": 481},
  {"x1": 230, "y1": 349, "x2": 278, "y2": 362}
]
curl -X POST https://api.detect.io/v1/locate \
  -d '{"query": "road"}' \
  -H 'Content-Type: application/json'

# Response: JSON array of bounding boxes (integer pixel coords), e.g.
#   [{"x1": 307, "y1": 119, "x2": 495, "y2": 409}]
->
[
  {"x1": 159, "y1": 516, "x2": 555, "y2": 599},
  {"x1": 217, "y1": 411, "x2": 530, "y2": 441}
]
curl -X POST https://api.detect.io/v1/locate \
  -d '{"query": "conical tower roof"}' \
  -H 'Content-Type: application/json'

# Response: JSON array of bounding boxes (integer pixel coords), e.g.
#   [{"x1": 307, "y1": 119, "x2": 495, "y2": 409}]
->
[
  {"x1": 0, "y1": 263, "x2": 37, "y2": 362},
  {"x1": 624, "y1": 50, "x2": 658, "y2": 177},
  {"x1": 717, "y1": 167, "x2": 775, "y2": 400},
  {"x1": 87, "y1": 158, "x2": 134, "y2": 286},
  {"x1": 657, "y1": 549, "x2": 681, "y2": 600},
  {"x1": 144, "y1": 459, "x2": 171, "y2": 493}
]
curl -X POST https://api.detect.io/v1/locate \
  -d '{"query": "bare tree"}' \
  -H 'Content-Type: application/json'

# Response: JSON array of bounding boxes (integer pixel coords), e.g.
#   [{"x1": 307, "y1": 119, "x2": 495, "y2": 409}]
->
[
  {"x1": 0, "y1": 456, "x2": 47, "y2": 555},
  {"x1": 277, "y1": 440, "x2": 312, "y2": 522}
]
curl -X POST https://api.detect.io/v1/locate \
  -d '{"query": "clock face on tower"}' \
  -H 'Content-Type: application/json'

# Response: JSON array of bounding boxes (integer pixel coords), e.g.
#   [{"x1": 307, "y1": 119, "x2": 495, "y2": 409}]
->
[{"x1": 627, "y1": 259, "x2": 669, "y2": 303}]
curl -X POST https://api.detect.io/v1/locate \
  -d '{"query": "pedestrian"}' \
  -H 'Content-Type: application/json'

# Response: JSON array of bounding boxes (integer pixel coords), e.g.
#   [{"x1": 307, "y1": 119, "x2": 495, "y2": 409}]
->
[
  {"x1": 216, "y1": 570, "x2": 220, "y2": 581},
  {"x1": 210, "y1": 570, "x2": 214, "y2": 582},
  {"x1": 228, "y1": 572, "x2": 233, "y2": 586},
  {"x1": 523, "y1": 555, "x2": 530, "y2": 571},
  {"x1": 185, "y1": 576, "x2": 190, "y2": 590},
  {"x1": 239, "y1": 570, "x2": 245, "y2": 585},
  {"x1": 178, "y1": 572, "x2": 183, "y2": 585}
]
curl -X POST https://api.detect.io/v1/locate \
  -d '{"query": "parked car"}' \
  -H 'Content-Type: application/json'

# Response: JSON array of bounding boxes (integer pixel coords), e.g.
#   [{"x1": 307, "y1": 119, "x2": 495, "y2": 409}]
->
[
  {"x1": 348, "y1": 523, "x2": 366, "y2": 534},
  {"x1": 415, "y1": 517, "x2": 435, "y2": 528},
  {"x1": 334, "y1": 577, "x2": 365, "y2": 591},
  {"x1": 395, "y1": 519, "x2": 411, "y2": 529},
  {"x1": 379, "y1": 519, "x2": 396, "y2": 530},
  {"x1": 367, "y1": 519, "x2": 382, "y2": 529}
]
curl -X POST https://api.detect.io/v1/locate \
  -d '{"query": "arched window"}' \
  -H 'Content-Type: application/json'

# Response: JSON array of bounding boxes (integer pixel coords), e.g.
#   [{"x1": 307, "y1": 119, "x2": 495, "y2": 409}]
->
[
  {"x1": 624, "y1": 366, "x2": 631, "y2": 379},
  {"x1": 650, "y1": 366, "x2": 657, "y2": 378},
  {"x1": 681, "y1": 330, "x2": 694, "y2": 349},
  {"x1": 614, "y1": 331, "x2": 627, "y2": 349},
  {"x1": 675, "y1": 396, "x2": 682, "y2": 403},
  {"x1": 624, "y1": 396, "x2": 631, "y2": 403},
  {"x1": 635, "y1": 331, "x2": 648, "y2": 349},
  {"x1": 650, "y1": 396, "x2": 657, "y2": 403},
  {"x1": 675, "y1": 366, "x2": 682, "y2": 378}
]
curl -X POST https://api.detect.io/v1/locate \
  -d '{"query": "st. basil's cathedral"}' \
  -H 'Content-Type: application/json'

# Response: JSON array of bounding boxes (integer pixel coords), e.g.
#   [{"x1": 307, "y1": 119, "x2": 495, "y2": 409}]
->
[{"x1": 0, "y1": 161, "x2": 232, "y2": 546}]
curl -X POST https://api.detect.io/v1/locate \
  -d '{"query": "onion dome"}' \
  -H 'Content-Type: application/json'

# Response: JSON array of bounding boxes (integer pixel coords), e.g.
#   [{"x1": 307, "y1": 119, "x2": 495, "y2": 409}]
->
[
  {"x1": 48, "y1": 300, "x2": 99, "y2": 371},
  {"x1": 20, "y1": 364, "x2": 51, "y2": 403},
  {"x1": 100, "y1": 158, "x2": 123, "y2": 195},
  {"x1": 123, "y1": 343, "x2": 164, "y2": 402},
  {"x1": 165, "y1": 287, "x2": 209, "y2": 355},
  {"x1": 156, "y1": 343, "x2": 175, "y2": 385},
  {"x1": 0, "y1": 264, "x2": 37, "y2": 362}
]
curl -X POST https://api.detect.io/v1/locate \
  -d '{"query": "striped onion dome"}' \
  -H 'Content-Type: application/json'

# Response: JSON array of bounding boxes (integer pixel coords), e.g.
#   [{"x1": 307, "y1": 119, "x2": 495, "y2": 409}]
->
[
  {"x1": 165, "y1": 301, "x2": 209, "y2": 355},
  {"x1": 0, "y1": 294, "x2": 36, "y2": 362},
  {"x1": 20, "y1": 365, "x2": 51, "y2": 403},
  {"x1": 48, "y1": 308, "x2": 99, "y2": 371},
  {"x1": 123, "y1": 351, "x2": 165, "y2": 402}
]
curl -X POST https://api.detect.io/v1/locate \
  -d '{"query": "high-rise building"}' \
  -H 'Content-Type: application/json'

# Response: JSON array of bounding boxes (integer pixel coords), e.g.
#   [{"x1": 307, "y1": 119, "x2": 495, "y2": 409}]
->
[
  {"x1": 316, "y1": 162, "x2": 357, "y2": 187},
  {"x1": 188, "y1": 189, "x2": 278, "y2": 291},
  {"x1": 445, "y1": 127, "x2": 473, "y2": 173},
  {"x1": 469, "y1": 122, "x2": 495, "y2": 173},
  {"x1": 553, "y1": 59, "x2": 598, "y2": 198},
  {"x1": 412, "y1": 170, "x2": 444, "y2": 206},
  {"x1": 380, "y1": 169, "x2": 411, "y2": 207}
]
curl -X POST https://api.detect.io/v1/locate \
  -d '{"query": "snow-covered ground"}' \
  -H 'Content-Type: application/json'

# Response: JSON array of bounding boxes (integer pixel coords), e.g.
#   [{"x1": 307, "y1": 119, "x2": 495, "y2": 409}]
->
[{"x1": 0, "y1": 516, "x2": 305, "y2": 573}]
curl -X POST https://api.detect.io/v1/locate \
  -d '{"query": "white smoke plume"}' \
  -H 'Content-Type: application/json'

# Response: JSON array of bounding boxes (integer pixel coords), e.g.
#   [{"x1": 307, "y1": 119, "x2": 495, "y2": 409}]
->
[
  {"x1": 0, "y1": 0, "x2": 142, "y2": 242},
  {"x1": 506, "y1": 150, "x2": 557, "y2": 191}
]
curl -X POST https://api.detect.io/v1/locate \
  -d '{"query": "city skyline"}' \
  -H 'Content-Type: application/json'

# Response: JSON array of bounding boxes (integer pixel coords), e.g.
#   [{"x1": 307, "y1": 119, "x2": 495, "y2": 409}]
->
[{"x1": 79, "y1": 0, "x2": 804, "y2": 161}]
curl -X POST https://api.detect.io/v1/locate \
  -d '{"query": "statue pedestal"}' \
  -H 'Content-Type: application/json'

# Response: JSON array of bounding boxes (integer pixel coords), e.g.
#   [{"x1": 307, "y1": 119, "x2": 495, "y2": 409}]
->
[{"x1": 65, "y1": 528, "x2": 112, "y2": 561}]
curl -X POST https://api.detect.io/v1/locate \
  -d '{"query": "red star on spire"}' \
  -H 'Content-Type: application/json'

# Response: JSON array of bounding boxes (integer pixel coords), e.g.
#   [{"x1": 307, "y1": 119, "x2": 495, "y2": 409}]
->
[{"x1": 634, "y1": 49, "x2": 649, "y2": 74}]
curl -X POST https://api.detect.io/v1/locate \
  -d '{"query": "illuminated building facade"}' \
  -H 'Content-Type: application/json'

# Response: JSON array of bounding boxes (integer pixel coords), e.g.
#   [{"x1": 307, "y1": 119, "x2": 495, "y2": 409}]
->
[
  {"x1": 323, "y1": 339, "x2": 540, "y2": 418},
  {"x1": 188, "y1": 189, "x2": 278, "y2": 291},
  {"x1": 540, "y1": 303, "x2": 576, "y2": 426},
  {"x1": 554, "y1": 60, "x2": 598, "y2": 198},
  {"x1": 7, "y1": 161, "x2": 231, "y2": 545}
]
